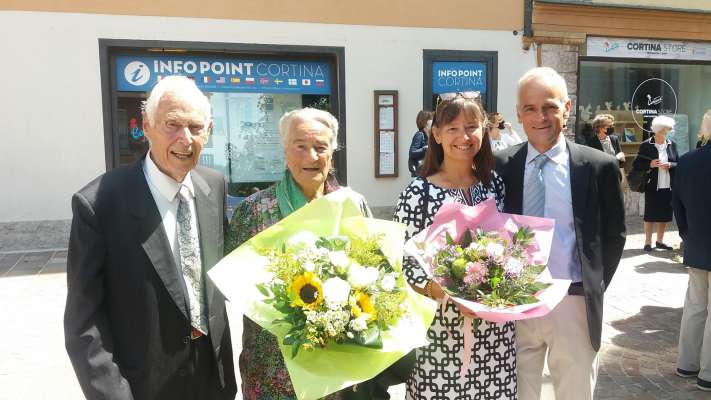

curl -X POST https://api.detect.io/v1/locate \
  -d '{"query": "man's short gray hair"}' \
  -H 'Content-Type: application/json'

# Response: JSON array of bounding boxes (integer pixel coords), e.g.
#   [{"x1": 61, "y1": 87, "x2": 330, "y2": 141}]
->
[
  {"x1": 142, "y1": 76, "x2": 212, "y2": 126},
  {"x1": 278, "y1": 108, "x2": 339, "y2": 150},
  {"x1": 517, "y1": 67, "x2": 570, "y2": 103},
  {"x1": 651, "y1": 115, "x2": 676, "y2": 134}
]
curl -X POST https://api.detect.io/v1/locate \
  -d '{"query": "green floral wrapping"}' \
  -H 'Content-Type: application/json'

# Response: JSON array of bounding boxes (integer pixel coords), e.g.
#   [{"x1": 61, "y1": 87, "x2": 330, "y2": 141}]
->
[{"x1": 209, "y1": 189, "x2": 437, "y2": 400}]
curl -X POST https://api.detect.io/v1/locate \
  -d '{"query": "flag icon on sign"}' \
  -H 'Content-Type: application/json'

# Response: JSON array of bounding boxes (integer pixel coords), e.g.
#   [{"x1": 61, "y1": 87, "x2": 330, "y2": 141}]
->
[
  {"x1": 231, "y1": 77, "x2": 241, "y2": 84},
  {"x1": 203, "y1": 76, "x2": 211, "y2": 84},
  {"x1": 288, "y1": 79, "x2": 297, "y2": 86},
  {"x1": 302, "y1": 79, "x2": 311, "y2": 86},
  {"x1": 245, "y1": 77, "x2": 255, "y2": 84},
  {"x1": 259, "y1": 77, "x2": 270, "y2": 85},
  {"x1": 315, "y1": 79, "x2": 325, "y2": 87},
  {"x1": 217, "y1": 76, "x2": 226, "y2": 84},
  {"x1": 274, "y1": 78, "x2": 284, "y2": 85}
]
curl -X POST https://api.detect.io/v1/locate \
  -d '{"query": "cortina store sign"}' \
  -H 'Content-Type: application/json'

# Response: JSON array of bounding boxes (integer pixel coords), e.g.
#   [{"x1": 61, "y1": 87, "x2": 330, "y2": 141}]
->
[
  {"x1": 630, "y1": 78, "x2": 678, "y2": 133},
  {"x1": 588, "y1": 37, "x2": 711, "y2": 61}
]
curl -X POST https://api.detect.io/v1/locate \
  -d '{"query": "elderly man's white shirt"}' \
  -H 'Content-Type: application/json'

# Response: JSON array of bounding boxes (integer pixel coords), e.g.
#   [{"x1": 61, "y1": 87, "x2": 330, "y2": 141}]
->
[{"x1": 143, "y1": 152, "x2": 198, "y2": 266}]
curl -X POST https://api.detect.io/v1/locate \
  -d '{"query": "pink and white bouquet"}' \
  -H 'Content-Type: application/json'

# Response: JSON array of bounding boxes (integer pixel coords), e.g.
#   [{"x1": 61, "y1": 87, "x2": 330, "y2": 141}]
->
[
  {"x1": 405, "y1": 198, "x2": 571, "y2": 376},
  {"x1": 431, "y1": 226, "x2": 551, "y2": 309}
]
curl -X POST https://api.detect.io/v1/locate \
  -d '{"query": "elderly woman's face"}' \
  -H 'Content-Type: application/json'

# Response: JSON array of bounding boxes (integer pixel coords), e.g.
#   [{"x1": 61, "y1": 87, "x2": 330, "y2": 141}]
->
[
  {"x1": 656, "y1": 127, "x2": 671, "y2": 136},
  {"x1": 284, "y1": 119, "x2": 333, "y2": 191}
]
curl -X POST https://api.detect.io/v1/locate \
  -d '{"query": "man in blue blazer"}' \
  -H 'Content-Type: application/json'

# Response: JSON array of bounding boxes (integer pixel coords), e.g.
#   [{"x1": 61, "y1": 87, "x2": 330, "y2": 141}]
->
[
  {"x1": 672, "y1": 141, "x2": 711, "y2": 392},
  {"x1": 495, "y1": 67, "x2": 626, "y2": 400}
]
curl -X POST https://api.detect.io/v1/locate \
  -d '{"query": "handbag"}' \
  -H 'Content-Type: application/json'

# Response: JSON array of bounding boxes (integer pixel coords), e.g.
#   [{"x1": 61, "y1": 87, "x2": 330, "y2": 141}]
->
[{"x1": 627, "y1": 154, "x2": 652, "y2": 193}]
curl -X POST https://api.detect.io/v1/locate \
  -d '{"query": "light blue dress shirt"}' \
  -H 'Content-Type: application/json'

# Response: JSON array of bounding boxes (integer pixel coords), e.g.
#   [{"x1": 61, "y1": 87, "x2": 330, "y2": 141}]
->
[{"x1": 524, "y1": 137, "x2": 583, "y2": 282}]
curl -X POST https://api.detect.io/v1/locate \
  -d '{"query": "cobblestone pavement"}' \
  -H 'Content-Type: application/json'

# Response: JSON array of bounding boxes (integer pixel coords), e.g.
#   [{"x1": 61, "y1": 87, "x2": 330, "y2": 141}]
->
[{"x1": 1, "y1": 217, "x2": 710, "y2": 399}]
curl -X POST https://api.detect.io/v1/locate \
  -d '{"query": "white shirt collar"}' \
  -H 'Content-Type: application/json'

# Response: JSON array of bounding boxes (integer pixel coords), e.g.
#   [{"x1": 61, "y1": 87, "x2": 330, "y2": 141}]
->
[
  {"x1": 143, "y1": 151, "x2": 195, "y2": 202},
  {"x1": 526, "y1": 134, "x2": 568, "y2": 166}
]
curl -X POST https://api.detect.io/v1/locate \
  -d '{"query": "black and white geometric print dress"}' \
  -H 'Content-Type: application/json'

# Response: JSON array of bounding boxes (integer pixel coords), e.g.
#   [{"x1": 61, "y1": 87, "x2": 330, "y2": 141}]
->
[{"x1": 393, "y1": 172, "x2": 517, "y2": 400}]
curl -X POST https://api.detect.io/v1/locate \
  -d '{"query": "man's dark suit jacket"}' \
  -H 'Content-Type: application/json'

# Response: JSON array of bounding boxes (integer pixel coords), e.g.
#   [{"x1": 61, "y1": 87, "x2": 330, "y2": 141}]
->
[
  {"x1": 64, "y1": 158, "x2": 237, "y2": 400},
  {"x1": 495, "y1": 139, "x2": 626, "y2": 351},
  {"x1": 673, "y1": 142, "x2": 711, "y2": 271}
]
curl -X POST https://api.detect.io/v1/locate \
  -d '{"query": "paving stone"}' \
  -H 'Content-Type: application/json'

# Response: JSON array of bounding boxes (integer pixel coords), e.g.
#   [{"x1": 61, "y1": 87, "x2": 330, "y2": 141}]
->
[{"x1": 1, "y1": 215, "x2": 707, "y2": 400}]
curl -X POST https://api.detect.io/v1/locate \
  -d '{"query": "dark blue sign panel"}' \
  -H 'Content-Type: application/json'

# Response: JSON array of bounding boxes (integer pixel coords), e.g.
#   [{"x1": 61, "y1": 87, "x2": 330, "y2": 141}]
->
[
  {"x1": 116, "y1": 55, "x2": 331, "y2": 94},
  {"x1": 432, "y1": 61, "x2": 487, "y2": 94}
]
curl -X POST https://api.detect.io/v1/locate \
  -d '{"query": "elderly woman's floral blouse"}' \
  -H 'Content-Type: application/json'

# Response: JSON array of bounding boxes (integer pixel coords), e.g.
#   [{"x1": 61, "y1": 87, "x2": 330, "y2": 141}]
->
[{"x1": 225, "y1": 184, "x2": 370, "y2": 400}]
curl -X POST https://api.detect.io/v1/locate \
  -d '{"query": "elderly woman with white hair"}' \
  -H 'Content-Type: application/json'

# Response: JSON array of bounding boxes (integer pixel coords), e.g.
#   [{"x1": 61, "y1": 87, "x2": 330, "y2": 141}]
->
[
  {"x1": 632, "y1": 115, "x2": 679, "y2": 251},
  {"x1": 225, "y1": 108, "x2": 378, "y2": 399}
]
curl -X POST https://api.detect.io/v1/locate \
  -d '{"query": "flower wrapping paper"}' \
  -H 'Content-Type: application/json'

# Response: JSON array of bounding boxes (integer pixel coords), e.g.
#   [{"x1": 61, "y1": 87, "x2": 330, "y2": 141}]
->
[
  {"x1": 208, "y1": 189, "x2": 437, "y2": 400},
  {"x1": 404, "y1": 198, "x2": 572, "y2": 323}
]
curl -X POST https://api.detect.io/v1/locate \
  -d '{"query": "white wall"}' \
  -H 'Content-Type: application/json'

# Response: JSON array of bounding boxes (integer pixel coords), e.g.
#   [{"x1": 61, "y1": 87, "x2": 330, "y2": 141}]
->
[{"x1": 0, "y1": 11, "x2": 536, "y2": 222}]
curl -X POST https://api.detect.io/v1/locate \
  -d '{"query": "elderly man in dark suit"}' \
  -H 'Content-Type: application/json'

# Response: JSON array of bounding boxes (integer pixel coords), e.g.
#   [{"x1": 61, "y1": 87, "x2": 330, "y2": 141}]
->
[
  {"x1": 64, "y1": 76, "x2": 237, "y2": 400},
  {"x1": 672, "y1": 139, "x2": 711, "y2": 392},
  {"x1": 495, "y1": 67, "x2": 626, "y2": 400}
]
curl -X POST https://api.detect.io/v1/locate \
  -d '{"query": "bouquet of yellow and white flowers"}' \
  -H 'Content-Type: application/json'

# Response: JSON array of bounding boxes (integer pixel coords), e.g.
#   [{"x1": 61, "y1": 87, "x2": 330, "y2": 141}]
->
[
  {"x1": 259, "y1": 233, "x2": 408, "y2": 357},
  {"x1": 209, "y1": 190, "x2": 436, "y2": 400}
]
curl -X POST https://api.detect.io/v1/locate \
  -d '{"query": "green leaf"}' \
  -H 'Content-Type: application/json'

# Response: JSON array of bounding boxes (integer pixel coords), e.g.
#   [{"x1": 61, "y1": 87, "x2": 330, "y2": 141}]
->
[
  {"x1": 460, "y1": 229, "x2": 473, "y2": 248},
  {"x1": 256, "y1": 283, "x2": 270, "y2": 297},
  {"x1": 445, "y1": 231, "x2": 454, "y2": 245},
  {"x1": 291, "y1": 341, "x2": 301, "y2": 358},
  {"x1": 353, "y1": 326, "x2": 383, "y2": 349},
  {"x1": 526, "y1": 264, "x2": 546, "y2": 275}
]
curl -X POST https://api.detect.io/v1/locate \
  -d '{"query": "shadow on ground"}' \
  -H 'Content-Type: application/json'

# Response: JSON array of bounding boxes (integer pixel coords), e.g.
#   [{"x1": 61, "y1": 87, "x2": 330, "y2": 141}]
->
[{"x1": 610, "y1": 305, "x2": 683, "y2": 353}]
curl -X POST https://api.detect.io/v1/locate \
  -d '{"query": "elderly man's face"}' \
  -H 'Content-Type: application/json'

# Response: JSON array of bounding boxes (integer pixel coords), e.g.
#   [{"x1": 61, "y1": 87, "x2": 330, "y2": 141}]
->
[
  {"x1": 143, "y1": 91, "x2": 210, "y2": 182},
  {"x1": 284, "y1": 119, "x2": 333, "y2": 193},
  {"x1": 517, "y1": 78, "x2": 571, "y2": 153}
]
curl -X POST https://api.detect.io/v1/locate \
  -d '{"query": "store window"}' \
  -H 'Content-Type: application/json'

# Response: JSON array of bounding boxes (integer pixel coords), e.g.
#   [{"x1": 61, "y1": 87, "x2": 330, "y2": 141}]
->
[
  {"x1": 109, "y1": 50, "x2": 339, "y2": 203},
  {"x1": 578, "y1": 59, "x2": 711, "y2": 156},
  {"x1": 423, "y1": 50, "x2": 498, "y2": 112}
]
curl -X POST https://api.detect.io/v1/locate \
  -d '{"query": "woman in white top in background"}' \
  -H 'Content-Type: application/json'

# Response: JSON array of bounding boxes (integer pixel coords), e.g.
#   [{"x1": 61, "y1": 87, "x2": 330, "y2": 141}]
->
[
  {"x1": 487, "y1": 112, "x2": 523, "y2": 152},
  {"x1": 632, "y1": 115, "x2": 679, "y2": 252}
]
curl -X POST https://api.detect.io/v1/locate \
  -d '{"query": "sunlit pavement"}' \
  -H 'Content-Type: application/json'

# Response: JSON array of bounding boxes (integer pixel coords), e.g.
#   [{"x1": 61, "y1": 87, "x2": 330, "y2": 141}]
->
[{"x1": 1, "y1": 216, "x2": 708, "y2": 399}]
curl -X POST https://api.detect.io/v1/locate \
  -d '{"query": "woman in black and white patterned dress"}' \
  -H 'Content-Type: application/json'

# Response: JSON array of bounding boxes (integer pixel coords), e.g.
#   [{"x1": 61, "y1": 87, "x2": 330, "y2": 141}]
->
[{"x1": 393, "y1": 94, "x2": 516, "y2": 400}]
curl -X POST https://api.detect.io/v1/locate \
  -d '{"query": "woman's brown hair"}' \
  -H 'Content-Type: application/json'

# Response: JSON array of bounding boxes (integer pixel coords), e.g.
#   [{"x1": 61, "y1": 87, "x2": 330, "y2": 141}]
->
[
  {"x1": 419, "y1": 96, "x2": 494, "y2": 186},
  {"x1": 415, "y1": 110, "x2": 432, "y2": 130}
]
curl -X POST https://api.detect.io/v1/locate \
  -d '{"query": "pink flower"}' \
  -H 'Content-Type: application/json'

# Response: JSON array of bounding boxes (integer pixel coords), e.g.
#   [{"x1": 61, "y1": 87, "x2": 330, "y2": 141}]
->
[{"x1": 463, "y1": 261, "x2": 487, "y2": 286}]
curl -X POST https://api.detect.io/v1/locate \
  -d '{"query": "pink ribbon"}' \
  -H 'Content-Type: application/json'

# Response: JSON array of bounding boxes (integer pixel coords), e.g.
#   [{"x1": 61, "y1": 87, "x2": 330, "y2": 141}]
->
[
  {"x1": 440, "y1": 293, "x2": 475, "y2": 379},
  {"x1": 460, "y1": 315, "x2": 474, "y2": 378}
]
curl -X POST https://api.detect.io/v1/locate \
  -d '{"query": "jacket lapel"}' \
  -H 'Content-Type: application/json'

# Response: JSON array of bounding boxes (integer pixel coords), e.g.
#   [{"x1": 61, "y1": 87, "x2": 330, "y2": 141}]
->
[
  {"x1": 508, "y1": 145, "x2": 528, "y2": 214},
  {"x1": 567, "y1": 139, "x2": 590, "y2": 243},
  {"x1": 129, "y1": 159, "x2": 189, "y2": 321},
  {"x1": 192, "y1": 169, "x2": 220, "y2": 318}
]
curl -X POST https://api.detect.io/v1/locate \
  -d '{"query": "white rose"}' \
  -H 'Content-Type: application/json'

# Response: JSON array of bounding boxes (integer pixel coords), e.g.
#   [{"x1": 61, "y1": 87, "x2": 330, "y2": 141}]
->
[
  {"x1": 485, "y1": 242, "x2": 505, "y2": 260},
  {"x1": 348, "y1": 263, "x2": 379, "y2": 289},
  {"x1": 504, "y1": 257, "x2": 524, "y2": 276},
  {"x1": 287, "y1": 231, "x2": 320, "y2": 249},
  {"x1": 322, "y1": 277, "x2": 351, "y2": 307},
  {"x1": 379, "y1": 273, "x2": 397, "y2": 292},
  {"x1": 349, "y1": 315, "x2": 369, "y2": 332},
  {"x1": 328, "y1": 251, "x2": 351, "y2": 269},
  {"x1": 302, "y1": 260, "x2": 316, "y2": 272}
]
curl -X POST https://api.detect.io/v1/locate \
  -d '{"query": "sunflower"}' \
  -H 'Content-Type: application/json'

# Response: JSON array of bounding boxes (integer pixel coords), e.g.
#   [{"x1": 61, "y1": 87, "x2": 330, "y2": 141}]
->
[
  {"x1": 350, "y1": 291, "x2": 377, "y2": 321},
  {"x1": 289, "y1": 272, "x2": 323, "y2": 310}
]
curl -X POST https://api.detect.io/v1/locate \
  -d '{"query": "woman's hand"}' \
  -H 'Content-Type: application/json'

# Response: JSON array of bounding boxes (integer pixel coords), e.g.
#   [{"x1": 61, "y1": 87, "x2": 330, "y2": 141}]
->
[
  {"x1": 650, "y1": 159, "x2": 661, "y2": 168},
  {"x1": 659, "y1": 162, "x2": 671, "y2": 170}
]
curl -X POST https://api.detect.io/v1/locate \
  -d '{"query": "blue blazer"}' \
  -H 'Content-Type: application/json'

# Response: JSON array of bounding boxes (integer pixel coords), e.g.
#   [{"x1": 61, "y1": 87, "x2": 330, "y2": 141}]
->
[{"x1": 672, "y1": 142, "x2": 711, "y2": 270}]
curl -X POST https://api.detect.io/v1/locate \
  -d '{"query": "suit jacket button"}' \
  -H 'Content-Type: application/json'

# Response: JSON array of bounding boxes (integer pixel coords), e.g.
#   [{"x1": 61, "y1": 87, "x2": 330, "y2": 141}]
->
[
  {"x1": 183, "y1": 336, "x2": 190, "y2": 344},
  {"x1": 178, "y1": 369, "x2": 187, "y2": 377}
]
